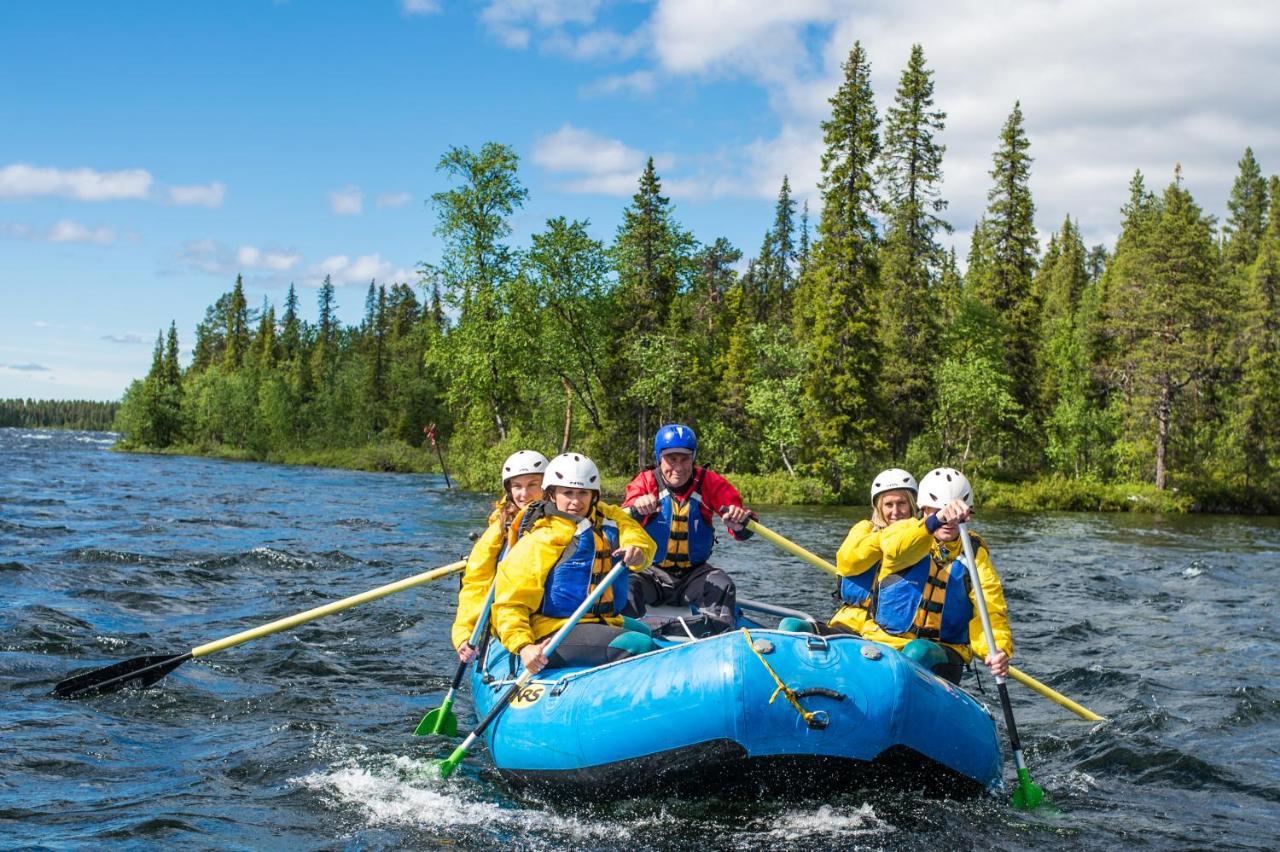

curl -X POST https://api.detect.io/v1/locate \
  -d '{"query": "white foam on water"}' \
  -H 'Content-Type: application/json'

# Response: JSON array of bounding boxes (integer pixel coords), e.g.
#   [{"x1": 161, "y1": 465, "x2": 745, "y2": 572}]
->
[
  {"x1": 756, "y1": 803, "x2": 891, "y2": 842},
  {"x1": 20, "y1": 433, "x2": 54, "y2": 440},
  {"x1": 296, "y1": 748, "x2": 892, "y2": 848},
  {"x1": 74, "y1": 436, "x2": 116, "y2": 445},
  {"x1": 1181, "y1": 565, "x2": 1204, "y2": 578},
  {"x1": 1054, "y1": 769, "x2": 1099, "y2": 794},
  {"x1": 294, "y1": 752, "x2": 630, "y2": 845}
]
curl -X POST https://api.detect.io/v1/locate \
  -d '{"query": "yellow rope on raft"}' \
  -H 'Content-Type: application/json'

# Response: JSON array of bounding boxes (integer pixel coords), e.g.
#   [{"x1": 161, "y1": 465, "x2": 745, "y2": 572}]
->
[{"x1": 741, "y1": 628, "x2": 820, "y2": 728}]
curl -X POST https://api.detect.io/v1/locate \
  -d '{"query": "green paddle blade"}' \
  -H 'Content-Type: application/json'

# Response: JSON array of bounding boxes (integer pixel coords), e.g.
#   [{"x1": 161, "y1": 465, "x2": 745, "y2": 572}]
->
[
  {"x1": 1010, "y1": 766, "x2": 1047, "y2": 810},
  {"x1": 438, "y1": 744, "x2": 467, "y2": 779},
  {"x1": 414, "y1": 704, "x2": 458, "y2": 737}
]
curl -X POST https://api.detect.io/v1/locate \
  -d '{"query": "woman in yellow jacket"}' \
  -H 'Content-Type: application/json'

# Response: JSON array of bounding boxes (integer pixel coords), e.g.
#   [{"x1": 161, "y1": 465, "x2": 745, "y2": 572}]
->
[
  {"x1": 450, "y1": 450, "x2": 548, "y2": 663},
  {"x1": 492, "y1": 452, "x2": 657, "y2": 674},
  {"x1": 859, "y1": 468, "x2": 1013, "y2": 684},
  {"x1": 826, "y1": 468, "x2": 919, "y2": 635}
]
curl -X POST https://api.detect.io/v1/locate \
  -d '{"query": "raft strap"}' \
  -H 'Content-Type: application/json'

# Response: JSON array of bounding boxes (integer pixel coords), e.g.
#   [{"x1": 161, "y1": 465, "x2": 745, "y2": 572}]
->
[{"x1": 741, "y1": 628, "x2": 829, "y2": 730}]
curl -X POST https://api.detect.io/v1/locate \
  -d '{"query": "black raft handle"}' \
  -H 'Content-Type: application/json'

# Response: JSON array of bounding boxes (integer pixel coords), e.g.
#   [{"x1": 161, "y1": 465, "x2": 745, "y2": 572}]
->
[{"x1": 795, "y1": 687, "x2": 846, "y2": 702}]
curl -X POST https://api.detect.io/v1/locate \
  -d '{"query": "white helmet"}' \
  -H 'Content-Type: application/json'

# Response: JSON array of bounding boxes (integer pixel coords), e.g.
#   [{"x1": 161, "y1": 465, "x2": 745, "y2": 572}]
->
[
  {"x1": 917, "y1": 467, "x2": 973, "y2": 510},
  {"x1": 542, "y1": 452, "x2": 602, "y2": 492},
  {"x1": 870, "y1": 468, "x2": 918, "y2": 502},
  {"x1": 501, "y1": 450, "x2": 549, "y2": 485}
]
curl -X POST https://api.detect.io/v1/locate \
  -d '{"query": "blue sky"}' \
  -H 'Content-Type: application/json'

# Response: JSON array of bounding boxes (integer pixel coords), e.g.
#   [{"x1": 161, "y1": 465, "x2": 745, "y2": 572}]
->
[{"x1": 2, "y1": 1, "x2": 1278, "y2": 400}]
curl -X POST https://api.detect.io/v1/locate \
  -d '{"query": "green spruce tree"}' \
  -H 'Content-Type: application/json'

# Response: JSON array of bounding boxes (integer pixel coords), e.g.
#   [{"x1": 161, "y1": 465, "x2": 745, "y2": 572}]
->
[
  {"x1": 876, "y1": 44, "x2": 949, "y2": 455},
  {"x1": 971, "y1": 102, "x2": 1039, "y2": 419},
  {"x1": 795, "y1": 41, "x2": 883, "y2": 485}
]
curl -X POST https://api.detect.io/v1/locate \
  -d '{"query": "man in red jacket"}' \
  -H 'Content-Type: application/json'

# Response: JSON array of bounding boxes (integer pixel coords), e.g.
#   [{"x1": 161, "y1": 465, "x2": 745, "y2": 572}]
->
[{"x1": 621, "y1": 423, "x2": 754, "y2": 635}]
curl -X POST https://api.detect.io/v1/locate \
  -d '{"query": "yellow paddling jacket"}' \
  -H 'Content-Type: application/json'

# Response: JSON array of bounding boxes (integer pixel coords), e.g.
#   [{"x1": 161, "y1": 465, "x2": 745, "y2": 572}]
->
[
  {"x1": 492, "y1": 502, "x2": 656, "y2": 654},
  {"x1": 860, "y1": 517, "x2": 1014, "y2": 664},
  {"x1": 828, "y1": 519, "x2": 882, "y2": 634},
  {"x1": 450, "y1": 505, "x2": 520, "y2": 651}
]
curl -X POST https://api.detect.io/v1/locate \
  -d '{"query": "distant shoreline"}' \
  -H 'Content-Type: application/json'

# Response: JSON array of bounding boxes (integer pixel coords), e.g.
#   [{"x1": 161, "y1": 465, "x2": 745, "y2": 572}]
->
[{"x1": 108, "y1": 439, "x2": 1268, "y2": 514}]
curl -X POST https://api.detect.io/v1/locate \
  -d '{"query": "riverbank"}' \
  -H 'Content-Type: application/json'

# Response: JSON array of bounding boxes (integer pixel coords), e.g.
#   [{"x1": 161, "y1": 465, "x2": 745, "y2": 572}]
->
[{"x1": 110, "y1": 438, "x2": 1274, "y2": 512}]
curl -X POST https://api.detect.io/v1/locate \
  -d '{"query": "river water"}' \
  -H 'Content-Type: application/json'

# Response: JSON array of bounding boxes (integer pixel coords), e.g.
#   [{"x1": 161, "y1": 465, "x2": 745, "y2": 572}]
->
[{"x1": 1, "y1": 428, "x2": 1277, "y2": 850}]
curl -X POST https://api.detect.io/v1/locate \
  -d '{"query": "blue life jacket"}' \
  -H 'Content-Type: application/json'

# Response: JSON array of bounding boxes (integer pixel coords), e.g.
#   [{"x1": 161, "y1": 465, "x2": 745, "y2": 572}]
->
[
  {"x1": 539, "y1": 512, "x2": 627, "y2": 618},
  {"x1": 871, "y1": 546, "x2": 974, "y2": 645},
  {"x1": 647, "y1": 468, "x2": 714, "y2": 570},
  {"x1": 838, "y1": 567, "x2": 876, "y2": 607}
]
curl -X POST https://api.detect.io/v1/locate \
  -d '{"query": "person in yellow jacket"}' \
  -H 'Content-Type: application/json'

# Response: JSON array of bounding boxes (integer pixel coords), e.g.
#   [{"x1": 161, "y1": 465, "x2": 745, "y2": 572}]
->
[
  {"x1": 860, "y1": 468, "x2": 1013, "y2": 684},
  {"x1": 492, "y1": 452, "x2": 657, "y2": 674},
  {"x1": 450, "y1": 450, "x2": 548, "y2": 662},
  {"x1": 826, "y1": 468, "x2": 919, "y2": 635}
]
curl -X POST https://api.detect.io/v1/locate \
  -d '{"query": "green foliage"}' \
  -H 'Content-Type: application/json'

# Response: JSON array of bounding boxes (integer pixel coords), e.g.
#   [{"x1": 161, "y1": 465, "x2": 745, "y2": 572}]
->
[
  {"x1": 877, "y1": 44, "x2": 948, "y2": 456},
  {"x1": 979, "y1": 477, "x2": 1193, "y2": 513},
  {"x1": 797, "y1": 41, "x2": 884, "y2": 486},
  {"x1": 0, "y1": 398, "x2": 119, "y2": 430},
  {"x1": 1223, "y1": 147, "x2": 1269, "y2": 276},
  {"x1": 970, "y1": 102, "x2": 1039, "y2": 419},
  {"x1": 108, "y1": 43, "x2": 1280, "y2": 513},
  {"x1": 1236, "y1": 177, "x2": 1280, "y2": 488},
  {"x1": 1105, "y1": 167, "x2": 1230, "y2": 489}
]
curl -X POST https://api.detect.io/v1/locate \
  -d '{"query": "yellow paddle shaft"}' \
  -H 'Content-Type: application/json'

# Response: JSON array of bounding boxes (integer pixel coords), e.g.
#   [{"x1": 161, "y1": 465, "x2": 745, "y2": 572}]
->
[
  {"x1": 746, "y1": 519, "x2": 839, "y2": 575},
  {"x1": 746, "y1": 519, "x2": 1107, "y2": 722},
  {"x1": 191, "y1": 560, "x2": 466, "y2": 658},
  {"x1": 1006, "y1": 666, "x2": 1105, "y2": 721}
]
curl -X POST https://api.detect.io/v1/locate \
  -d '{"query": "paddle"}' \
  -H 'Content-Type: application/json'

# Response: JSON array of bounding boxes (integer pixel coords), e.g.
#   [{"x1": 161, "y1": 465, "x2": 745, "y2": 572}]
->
[
  {"x1": 437, "y1": 558, "x2": 630, "y2": 780},
  {"x1": 414, "y1": 580, "x2": 497, "y2": 737},
  {"x1": 745, "y1": 518, "x2": 1104, "y2": 721},
  {"x1": 424, "y1": 423, "x2": 452, "y2": 489},
  {"x1": 52, "y1": 559, "x2": 466, "y2": 699},
  {"x1": 958, "y1": 522, "x2": 1046, "y2": 810}
]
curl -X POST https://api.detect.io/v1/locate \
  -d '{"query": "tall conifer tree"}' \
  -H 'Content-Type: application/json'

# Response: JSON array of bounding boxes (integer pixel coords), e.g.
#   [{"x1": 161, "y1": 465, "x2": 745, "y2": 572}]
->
[
  {"x1": 610, "y1": 157, "x2": 696, "y2": 464},
  {"x1": 972, "y1": 102, "x2": 1038, "y2": 415},
  {"x1": 797, "y1": 41, "x2": 883, "y2": 482},
  {"x1": 223, "y1": 275, "x2": 250, "y2": 370},
  {"x1": 1107, "y1": 167, "x2": 1227, "y2": 488},
  {"x1": 876, "y1": 44, "x2": 949, "y2": 455},
  {"x1": 1223, "y1": 147, "x2": 1269, "y2": 276},
  {"x1": 1238, "y1": 176, "x2": 1280, "y2": 487}
]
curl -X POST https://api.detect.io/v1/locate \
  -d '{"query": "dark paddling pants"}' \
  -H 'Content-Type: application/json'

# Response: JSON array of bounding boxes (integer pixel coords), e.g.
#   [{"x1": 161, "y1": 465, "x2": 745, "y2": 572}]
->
[
  {"x1": 543, "y1": 623, "x2": 639, "y2": 669},
  {"x1": 932, "y1": 646, "x2": 967, "y2": 685},
  {"x1": 622, "y1": 563, "x2": 737, "y2": 635}
]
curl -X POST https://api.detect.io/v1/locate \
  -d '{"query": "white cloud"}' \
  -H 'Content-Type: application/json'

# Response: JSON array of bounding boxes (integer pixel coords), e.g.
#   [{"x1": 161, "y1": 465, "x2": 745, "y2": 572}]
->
[
  {"x1": 506, "y1": 0, "x2": 1280, "y2": 237},
  {"x1": 179, "y1": 239, "x2": 302, "y2": 277},
  {"x1": 329, "y1": 186, "x2": 364, "y2": 215},
  {"x1": 235, "y1": 245, "x2": 301, "y2": 271},
  {"x1": 2, "y1": 219, "x2": 117, "y2": 245},
  {"x1": 376, "y1": 191, "x2": 413, "y2": 208},
  {"x1": 167, "y1": 181, "x2": 226, "y2": 207},
  {"x1": 532, "y1": 124, "x2": 678, "y2": 196},
  {"x1": 651, "y1": 1, "x2": 837, "y2": 82},
  {"x1": 101, "y1": 333, "x2": 150, "y2": 345},
  {"x1": 0, "y1": 163, "x2": 153, "y2": 201},
  {"x1": 307, "y1": 253, "x2": 413, "y2": 286},
  {"x1": 48, "y1": 219, "x2": 116, "y2": 245},
  {"x1": 401, "y1": 0, "x2": 441, "y2": 15},
  {"x1": 581, "y1": 70, "x2": 657, "y2": 98},
  {"x1": 480, "y1": 0, "x2": 608, "y2": 50},
  {"x1": 0, "y1": 222, "x2": 34, "y2": 239}
]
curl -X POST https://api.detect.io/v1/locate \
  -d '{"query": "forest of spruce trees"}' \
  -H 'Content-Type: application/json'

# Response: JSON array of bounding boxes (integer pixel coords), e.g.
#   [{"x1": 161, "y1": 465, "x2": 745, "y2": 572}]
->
[
  {"x1": 0, "y1": 399, "x2": 118, "y2": 431},
  {"x1": 114, "y1": 43, "x2": 1280, "y2": 509}
]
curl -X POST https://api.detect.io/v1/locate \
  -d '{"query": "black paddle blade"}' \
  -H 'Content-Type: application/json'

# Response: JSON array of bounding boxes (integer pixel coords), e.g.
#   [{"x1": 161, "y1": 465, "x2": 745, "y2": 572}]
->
[{"x1": 52, "y1": 652, "x2": 192, "y2": 699}]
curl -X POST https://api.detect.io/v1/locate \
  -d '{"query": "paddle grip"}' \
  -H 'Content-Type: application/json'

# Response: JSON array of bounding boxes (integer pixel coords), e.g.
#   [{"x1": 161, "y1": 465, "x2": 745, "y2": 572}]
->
[{"x1": 996, "y1": 680, "x2": 1023, "y2": 753}]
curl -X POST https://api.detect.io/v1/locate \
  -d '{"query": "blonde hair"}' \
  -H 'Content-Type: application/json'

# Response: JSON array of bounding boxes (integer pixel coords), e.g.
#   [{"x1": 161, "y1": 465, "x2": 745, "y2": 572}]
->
[{"x1": 871, "y1": 489, "x2": 919, "y2": 530}]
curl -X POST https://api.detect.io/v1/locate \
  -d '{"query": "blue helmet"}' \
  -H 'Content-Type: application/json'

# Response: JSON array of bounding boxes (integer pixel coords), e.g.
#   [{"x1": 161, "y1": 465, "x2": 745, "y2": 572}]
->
[{"x1": 654, "y1": 423, "x2": 697, "y2": 464}]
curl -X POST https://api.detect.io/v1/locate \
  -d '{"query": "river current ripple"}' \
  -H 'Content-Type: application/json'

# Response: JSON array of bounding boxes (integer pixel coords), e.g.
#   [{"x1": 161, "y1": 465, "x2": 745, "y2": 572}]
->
[{"x1": 1, "y1": 428, "x2": 1277, "y2": 850}]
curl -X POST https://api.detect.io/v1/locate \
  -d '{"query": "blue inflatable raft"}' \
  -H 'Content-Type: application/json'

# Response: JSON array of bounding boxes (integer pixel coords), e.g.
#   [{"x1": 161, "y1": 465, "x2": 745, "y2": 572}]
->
[{"x1": 467, "y1": 600, "x2": 1003, "y2": 798}]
